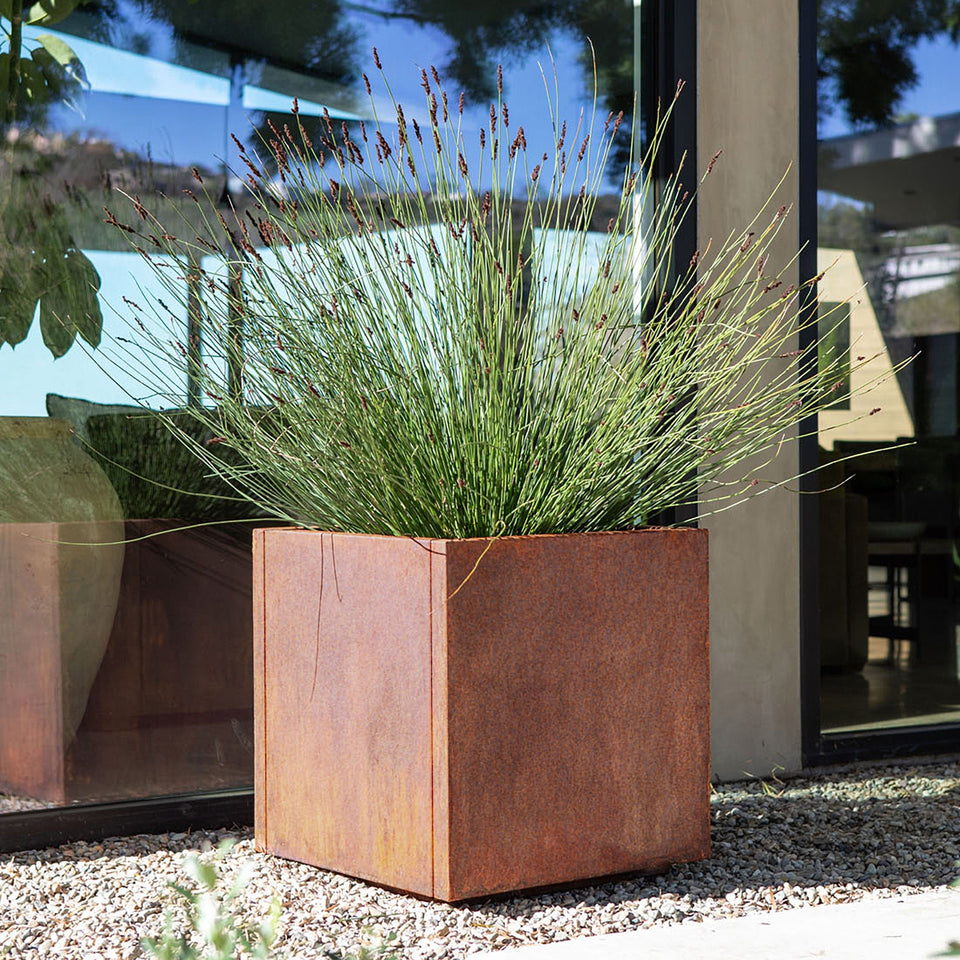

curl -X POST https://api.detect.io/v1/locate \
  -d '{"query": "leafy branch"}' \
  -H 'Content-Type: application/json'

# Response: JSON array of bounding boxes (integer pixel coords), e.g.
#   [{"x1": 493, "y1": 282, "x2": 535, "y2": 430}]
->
[{"x1": 0, "y1": 0, "x2": 102, "y2": 358}]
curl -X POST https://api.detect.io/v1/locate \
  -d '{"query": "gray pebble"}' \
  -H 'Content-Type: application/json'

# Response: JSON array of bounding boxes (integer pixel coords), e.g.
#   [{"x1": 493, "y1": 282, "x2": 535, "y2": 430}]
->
[{"x1": 0, "y1": 759, "x2": 959, "y2": 957}]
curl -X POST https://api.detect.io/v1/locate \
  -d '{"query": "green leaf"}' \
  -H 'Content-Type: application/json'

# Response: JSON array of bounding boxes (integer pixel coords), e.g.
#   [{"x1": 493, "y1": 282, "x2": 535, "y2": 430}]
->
[
  {"x1": 0, "y1": 49, "x2": 35, "y2": 124},
  {"x1": 34, "y1": 32, "x2": 85, "y2": 76},
  {"x1": 38, "y1": 294, "x2": 77, "y2": 357},
  {"x1": 33, "y1": 34, "x2": 88, "y2": 103},
  {"x1": 37, "y1": 248, "x2": 103, "y2": 358},
  {"x1": 0, "y1": 0, "x2": 79, "y2": 24},
  {"x1": 0, "y1": 263, "x2": 41, "y2": 348},
  {"x1": 26, "y1": 40, "x2": 88, "y2": 114},
  {"x1": 32, "y1": 0, "x2": 80, "y2": 25},
  {"x1": 64, "y1": 248, "x2": 102, "y2": 347},
  {"x1": 25, "y1": 0, "x2": 79, "y2": 26},
  {"x1": 18, "y1": 55, "x2": 48, "y2": 104}
]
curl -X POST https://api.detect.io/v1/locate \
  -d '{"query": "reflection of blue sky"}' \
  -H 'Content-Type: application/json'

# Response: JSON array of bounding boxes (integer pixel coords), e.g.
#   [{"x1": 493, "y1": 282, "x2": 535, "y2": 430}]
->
[
  {"x1": 895, "y1": 37, "x2": 960, "y2": 121},
  {"x1": 32, "y1": 24, "x2": 364, "y2": 165},
  {"x1": 366, "y1": 22, "x2": 594, "y2": 173},
  {"x1": 0, "y1": 252, "x2": 187, "y2": 416},
  {"x1": 242, "y1": 85, "x2": 361, "y2": 119},
  {"x1": 2, "y1": 11, "x2": 624, "y2": 416},
  {"x1": 51, "y1": 91, "x2": 226, "y2": 167},
  {"x1": 37, "y1": 13, "x2": 600, "y2": 173},
  {"x1": 28, "y1": 25, "x2": 365, "y2": 120},
  {"x1": 24, "y1": 25, "x2": 230, "y2": 105},
  {"x1": 820, "y1": 35, "x2": 960, "y2": 138}
]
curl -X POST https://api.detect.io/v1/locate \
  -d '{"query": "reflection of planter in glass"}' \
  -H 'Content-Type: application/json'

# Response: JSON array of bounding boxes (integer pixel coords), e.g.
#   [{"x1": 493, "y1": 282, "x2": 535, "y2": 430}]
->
[
  {"x1": 0, "y1": 518, "x2": 254, "y2": 803},
  {"x1": 66, "y1": 520, "x2": 254, "y2": 803},
  {"x1": 254, "y1": 527, "x2": 710, "y2": 902},
  {"x1": 0, "y1": 416, "x2": 125, "y2": 761},
  {"x1": 45, "y1": 395, "x2": 265, "y2": 525}
]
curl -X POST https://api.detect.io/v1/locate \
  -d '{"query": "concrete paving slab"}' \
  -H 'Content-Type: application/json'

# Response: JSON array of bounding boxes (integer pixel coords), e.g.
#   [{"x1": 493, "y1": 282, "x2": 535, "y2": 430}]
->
[{"x1": 479, "y1": 889, "x2": 960, "y2": 960}]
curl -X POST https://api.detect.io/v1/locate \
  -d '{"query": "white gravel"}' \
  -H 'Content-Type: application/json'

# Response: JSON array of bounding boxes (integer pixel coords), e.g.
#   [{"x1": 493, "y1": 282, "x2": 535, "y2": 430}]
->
[
  {"x1": 0, "y1": 796, "x2": 45, "y2": 815},
  {"x1": 0, "y1": 758, "x2": 958, "y2": 958}
]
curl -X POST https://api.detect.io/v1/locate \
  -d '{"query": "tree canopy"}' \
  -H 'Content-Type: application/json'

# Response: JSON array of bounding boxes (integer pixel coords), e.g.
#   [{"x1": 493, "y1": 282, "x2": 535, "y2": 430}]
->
[{"x1": 819, "y1": 0, "x2": 960, "y2": 129}]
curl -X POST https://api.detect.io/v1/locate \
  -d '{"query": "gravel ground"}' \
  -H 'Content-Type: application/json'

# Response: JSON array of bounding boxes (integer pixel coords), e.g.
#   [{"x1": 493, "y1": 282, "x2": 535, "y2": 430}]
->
[
  {"x1": 0, "y1": 795, "x2": 46, "y2": 814},
  {"x1": 0, "y1": 758, "x2": 959, "y2": 958}
]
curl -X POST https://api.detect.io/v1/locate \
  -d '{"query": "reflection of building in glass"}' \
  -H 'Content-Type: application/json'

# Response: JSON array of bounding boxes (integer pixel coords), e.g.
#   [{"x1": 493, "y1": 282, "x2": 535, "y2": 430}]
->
[
  {"x1": 819, "y1": 113, "x2": 960, "y2": 440},
  {"x1": 817, "y1": 98, "x2": 960, "y2": 743},
  {"x1": 819, "y1": 115, "x2": 960, "y2": 327},
  {"x1": 817, "y1": 247, "x2": 915, "y2": 448},
  {"x1": 884, "y1": 244, "x2": 960, "y2": 301},
  {"x1": 818, "y1": 111, "x2": 960, "y2": 231},
  {"x1": 881, "y1": 244, "x2": 960, "y2": 339}
]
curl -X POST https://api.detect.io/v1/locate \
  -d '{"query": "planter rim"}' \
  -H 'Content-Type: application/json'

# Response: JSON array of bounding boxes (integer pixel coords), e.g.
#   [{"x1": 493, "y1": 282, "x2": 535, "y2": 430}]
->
[{"x1": 258, "y1": 526, "x2": 705, "y2": 543}]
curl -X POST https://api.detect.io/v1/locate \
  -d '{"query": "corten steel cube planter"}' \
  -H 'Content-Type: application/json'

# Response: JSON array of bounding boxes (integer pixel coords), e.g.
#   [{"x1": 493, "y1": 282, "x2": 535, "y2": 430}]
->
[{"x1": 253, "y1": 527, "x2": 710, "y2": 901}]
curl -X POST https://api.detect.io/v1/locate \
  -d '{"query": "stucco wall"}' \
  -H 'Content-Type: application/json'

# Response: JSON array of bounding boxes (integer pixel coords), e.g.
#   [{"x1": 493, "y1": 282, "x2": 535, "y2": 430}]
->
[{"x1": 697, "y1": 0, "x2": 803, "y2": 780}]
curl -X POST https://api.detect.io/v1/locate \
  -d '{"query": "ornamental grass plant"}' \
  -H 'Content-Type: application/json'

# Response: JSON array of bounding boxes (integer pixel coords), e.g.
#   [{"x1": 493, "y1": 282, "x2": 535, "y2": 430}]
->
[{"x1": 105, "y1": 53, "x2": 890, "y2": 538}]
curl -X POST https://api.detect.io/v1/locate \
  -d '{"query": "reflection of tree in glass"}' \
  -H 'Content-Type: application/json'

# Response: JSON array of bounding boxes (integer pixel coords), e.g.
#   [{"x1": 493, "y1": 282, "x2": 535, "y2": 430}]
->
[
  {"x1": 129, "y1": 0, "x2": 631, "y2": 115},
  {"x1": 307, "y1": 0, "x2": 634, "y2": 181},
  {"x1": 373, "y1": 0, "x2": 633, "y2": 159},
  {"x1": 131, "y1": 0, "x2": 633, "y2": 168},
  {"x1": 129, "y1": 0, "x2": 358, "y2": 83},
  {"x1": 818, "y1": 199, "x2": 874, "y2": 252},
  {"x1": 819, "y1": 0, "x2": 960, "y2": 129},
  {"x1": 0, "y1": 0, "x2": 105, "y2": 357},
  {"x1": 2, "y1": 0, "x2": 92, "y2": 126}
]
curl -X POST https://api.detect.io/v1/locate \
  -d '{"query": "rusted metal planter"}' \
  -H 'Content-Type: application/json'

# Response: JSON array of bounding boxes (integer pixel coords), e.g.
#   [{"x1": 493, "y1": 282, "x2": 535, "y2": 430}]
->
[{"x1": 254, "y1": 527, "x2": 710, "y2": 901}]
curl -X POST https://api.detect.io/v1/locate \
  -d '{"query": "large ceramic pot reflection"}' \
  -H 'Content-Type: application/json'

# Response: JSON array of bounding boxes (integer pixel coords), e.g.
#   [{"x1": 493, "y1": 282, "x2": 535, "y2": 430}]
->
[{"x1": 0, "y1": 417, "x2": 124, "y2": 753}]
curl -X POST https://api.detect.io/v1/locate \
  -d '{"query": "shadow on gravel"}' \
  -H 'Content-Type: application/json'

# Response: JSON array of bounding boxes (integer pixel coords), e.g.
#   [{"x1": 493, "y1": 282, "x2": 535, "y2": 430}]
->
[
  {"x1": 4, "y1": 771, "x2": 960, "y2": 924},
  {"x1": 465, "y1": 773, "x2": 960, "y2": 918},
  {"x1": 0, "y1": 825, "x2": 253, "y2": 867}
]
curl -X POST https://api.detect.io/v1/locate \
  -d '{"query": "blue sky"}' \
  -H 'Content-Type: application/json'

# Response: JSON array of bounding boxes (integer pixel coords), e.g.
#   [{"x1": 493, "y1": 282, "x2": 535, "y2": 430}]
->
[
  {"x1": 37, "y1": 16, "x2": 596, "y2": 170},
  {"x1": 820, "y1": 34, "x2": 960, "y2": 139}
]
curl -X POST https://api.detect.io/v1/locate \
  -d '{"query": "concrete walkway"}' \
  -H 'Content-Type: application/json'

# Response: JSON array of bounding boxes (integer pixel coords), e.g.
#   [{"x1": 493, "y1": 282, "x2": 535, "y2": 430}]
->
[{"x1": 481, "y1": 889, "x2": 960, "y2": 960}]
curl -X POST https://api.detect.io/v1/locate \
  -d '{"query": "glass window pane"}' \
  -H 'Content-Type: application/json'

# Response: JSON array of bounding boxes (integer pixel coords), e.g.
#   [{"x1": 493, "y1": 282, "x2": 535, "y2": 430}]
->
[
  {"x1": 0, "y1": 1, "x2": 637, "y2": 815},
  {"x1": 817, "y1": 10, "x2": 960, "y2": 733}
]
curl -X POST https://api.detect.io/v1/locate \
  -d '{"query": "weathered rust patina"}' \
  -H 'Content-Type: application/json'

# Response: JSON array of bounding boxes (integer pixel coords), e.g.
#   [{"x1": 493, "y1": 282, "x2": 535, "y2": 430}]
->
[{"x1": 254, "y1": 527, "x2": 710, "y2": 901}]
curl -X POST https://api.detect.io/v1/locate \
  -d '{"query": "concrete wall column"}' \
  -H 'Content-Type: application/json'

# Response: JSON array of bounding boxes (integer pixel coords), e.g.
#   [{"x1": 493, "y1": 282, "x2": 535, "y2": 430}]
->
[{"x1": 697, "y1": 0, "x2": 804, "y2": 780}]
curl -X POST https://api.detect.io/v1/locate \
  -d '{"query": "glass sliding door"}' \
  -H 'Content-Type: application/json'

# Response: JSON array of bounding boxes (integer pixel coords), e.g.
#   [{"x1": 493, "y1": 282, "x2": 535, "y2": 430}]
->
[
  {"x1": 815, "y1": 4, "x2": 960, "y2": 736},
  {"x1": 0, "y1": 2, "x2": 270, "y2": 813},
  {"x1": 0, "y1": 0, "x2": 637, "y2": 823}
]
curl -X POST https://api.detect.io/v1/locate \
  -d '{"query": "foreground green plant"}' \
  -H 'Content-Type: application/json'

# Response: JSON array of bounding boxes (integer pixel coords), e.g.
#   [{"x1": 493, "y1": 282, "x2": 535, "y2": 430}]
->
[
  {"x1": 107, "y1": 53, "x2": 892, "y2": 538},
  {"x1": 934, "y1": 874, "x2": 960, "y2": 956},
  {"x1": 339, "y1": 930, "x2": 403, "y2": 960},
  {"x1": 142, "y1": 840, "x2": 280, "y2": 960}
]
